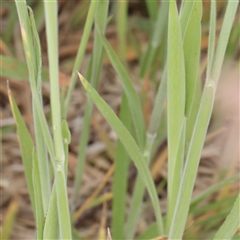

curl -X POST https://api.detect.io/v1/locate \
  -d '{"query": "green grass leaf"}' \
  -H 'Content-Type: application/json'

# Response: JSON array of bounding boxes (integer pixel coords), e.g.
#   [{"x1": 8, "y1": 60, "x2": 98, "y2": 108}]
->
[
  {"x1": 43, "y1": 184, "x2": 59, "y2": 239},
  {"x1": 169, "y1": 80, "x2": 216, "y2": 239},
  {"x1": 72, "y1": 1, "x2": 109, "y2": 210},
  {"x1": 78, "y1": 72, "x2": 164, "y2": 235},
  {"x1": 183, "y1": 0, "x2": 202, "y2": 117},
  {"x1": 97, "y1": 26, "x2": 146, "y2": 149},
  {"x1": 15, "y1": 1, "x2": 51, "y2": 213},
  {"x1": 213, "y1": 194, "x2": 240, "y2": 240},
  {"x1": 190, "y1": 175, "x2": 240, "y2": 211},
  {"x1": 56, "y1": 166, "x2": 72, "y2": 239},
  {"x1": 32, "y1": 148, "x2": 44, "y2": 239},
  {"x1": 63, "y1": 1, "x2": 98, "y2": 117},
  {"x1": 167, "y1": 0, "x2": 186, "y2": 231},
  {"x1": 7, "y1": 85, "x2": 36, "y2": 217}
]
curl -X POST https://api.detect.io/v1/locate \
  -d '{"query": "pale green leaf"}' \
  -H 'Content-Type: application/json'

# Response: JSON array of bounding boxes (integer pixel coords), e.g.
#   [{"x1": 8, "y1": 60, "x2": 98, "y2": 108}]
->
[{"x1": 78, "y1": 72, "x2": 164, "y2": 235}]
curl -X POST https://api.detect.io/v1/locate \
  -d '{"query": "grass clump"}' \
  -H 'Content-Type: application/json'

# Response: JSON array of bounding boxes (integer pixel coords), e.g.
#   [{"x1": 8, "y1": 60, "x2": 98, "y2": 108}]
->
[{"x1": 2, "y1": 0, "x2": 239, "y2": 239}]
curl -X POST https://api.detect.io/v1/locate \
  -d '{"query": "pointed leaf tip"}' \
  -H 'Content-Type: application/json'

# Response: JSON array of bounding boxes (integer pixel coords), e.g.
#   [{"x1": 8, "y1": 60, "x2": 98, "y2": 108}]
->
[{"x1": 77, "y1": 71, "x2": 83, "y2": 80}]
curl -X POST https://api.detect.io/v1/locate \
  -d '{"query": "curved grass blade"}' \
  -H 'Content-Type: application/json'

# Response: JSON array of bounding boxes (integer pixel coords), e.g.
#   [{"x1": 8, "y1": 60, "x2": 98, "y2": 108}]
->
[
  {"x1": 179, "y1": 1, "x2": 194, "y2": 37},
  {"x1": 97, "y1": 26, "x2": 146, "y2": 149},
  {"x1": 212, "y1": 194, "x2": 240, "y2": 240},
  {"x1": 190, "y1": 175, "x2": 240, "y2": 211},
  {"x1": 0, "y1": 200, "x2": 19, "y2": 240},
  {"x1": 7, "y1": 85, "x2": 36, "y2": 217},
  {"x1": 78, "y1": 72, "x2": 164, "y2": 235}
]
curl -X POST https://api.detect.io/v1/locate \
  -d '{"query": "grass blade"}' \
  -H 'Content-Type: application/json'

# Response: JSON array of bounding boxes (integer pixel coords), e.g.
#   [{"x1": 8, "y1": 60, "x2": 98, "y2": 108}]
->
[
  {"x1": 78, "y1": 73, "x2": 164, "y2": 235},
  {"x1": 62, "y1": 119, "x2": 71, "y2": 176},
  {"x1": 7, "y1": 85, "x2": 36, "y2": 217},
  {"x1": 43, "y1": 184, "x2": 59, "y2": 239},
  {"x1": 97, "y1": 26, "x2": 146, "y2": 149},
  {"x1": 212, "y1": 194, "x2": 240, "y2": 240},
  {"x1": 56, "y1": 166, "x2": 72, "y2": 239},
  {"x1": 145, "y1": 0, "x2": 158, "y2": 20},
  {"x1": 139, "y1": 1, "x2": 168, "y2": 80},
  {"x1": 112, "y1": 2, "x2": 130, "y2": 239},
  {"x1": 183, "y1": 0, "x2": 202, "y2": 117},
  {"x1": 15, "y1": 1, "x2": 51, "y2": 214},
  {"x1": 179, "y1": 1, "x2": 194, "y2": 37},
  {"x1": 32, "y1": 148, "x2": 44, "y2": 239},
  {"x1": 63, "y1": 1, "x2": 98, "y2": 117},
  {"x1": 72, "y1": 1, "x2": 109, "y2": 210},
  {"x1": 112, "y1": 96, "x2": 131, "y2": 239},
  {"x1": 210, "y1": 1, "x2": 239, "y2": 84},
  {"x1": 167, "y1": 0, "x2": 186, "y2": 231},
  {"x1": 190, "y1": 175, "x2": 240, "y2": 210},
  {"x1": 169, "y1": 80, "x2": 216, "y2": 239},
  {"x1": 0, "y1": 200, "x2": 19, "y2": 240},
  {"x1": 206, "y1": 0, "x2": 216, "y2": 80},
  {"x1": 44, "y1": 0, "x2": 64, "y2": 164},
  {"x1": 168, "y1": 4, "x2": 238, "y2": 237}
]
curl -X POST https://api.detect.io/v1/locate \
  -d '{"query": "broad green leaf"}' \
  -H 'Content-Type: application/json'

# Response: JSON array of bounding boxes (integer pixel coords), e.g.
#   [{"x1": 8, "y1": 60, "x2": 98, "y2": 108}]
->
[
  {"x1": 97, "y1": 26, "x2": 146, "y2": 149},
  {"x1": 213, "y1": 194, "x2": 240, "y2": 240},
  {"x1": 167, "y1": 0, "x2": 186, "y2": 231},
  {"x1": 32, "y1": 148, "x2": 44, "y2": 239},
  {"x1": 78, "y1": 73, "x2": 164, "y2": 235},
  {"x1": 183, "y1": 0, "x2": 202, "y2": 117},
  {"x1": 7, "y1": 86, "x2": 36, "y2": 218}
]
